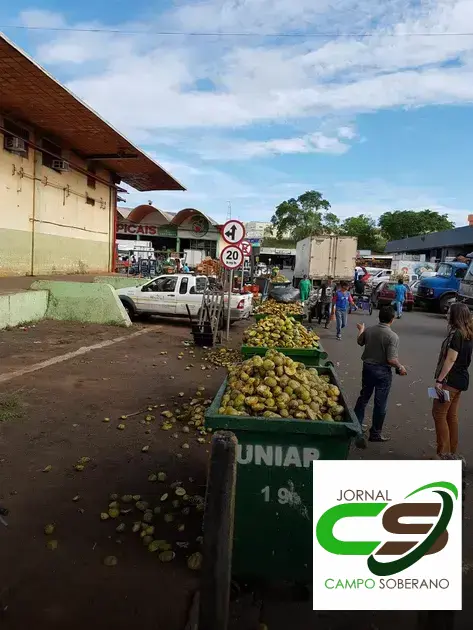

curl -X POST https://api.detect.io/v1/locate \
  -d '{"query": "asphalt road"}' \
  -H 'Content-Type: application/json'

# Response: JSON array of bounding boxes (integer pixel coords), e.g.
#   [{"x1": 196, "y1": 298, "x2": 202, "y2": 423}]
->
[{"x1": 316, "y1": 308, "x2": 473, "y2": 462}]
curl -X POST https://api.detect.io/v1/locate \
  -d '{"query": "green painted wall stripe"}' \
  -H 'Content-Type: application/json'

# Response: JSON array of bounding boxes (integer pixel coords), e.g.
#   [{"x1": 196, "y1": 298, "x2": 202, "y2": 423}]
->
[{"x1": 31, "y1": 281, "x2": 131, "y2": 327}]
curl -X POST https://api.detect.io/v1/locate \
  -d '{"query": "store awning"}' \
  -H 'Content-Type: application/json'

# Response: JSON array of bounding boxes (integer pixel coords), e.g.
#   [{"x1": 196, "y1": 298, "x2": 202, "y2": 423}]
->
[{"x1": 0, "y1": 33, "x2": 185, "y2": 192}]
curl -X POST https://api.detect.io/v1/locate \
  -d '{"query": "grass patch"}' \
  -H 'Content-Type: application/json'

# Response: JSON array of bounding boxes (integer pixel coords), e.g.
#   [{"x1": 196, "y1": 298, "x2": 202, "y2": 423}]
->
[{"x1": 0, "y1": 393, "x2": 23, "y2": 422}]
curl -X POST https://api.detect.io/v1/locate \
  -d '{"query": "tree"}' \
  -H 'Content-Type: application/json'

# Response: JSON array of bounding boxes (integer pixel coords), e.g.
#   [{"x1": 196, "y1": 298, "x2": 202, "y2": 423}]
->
[
  {"x1": 378, "y1": 210, "x2": 455, "y2": 242},
  {"x1": 270, "y1": 190, "x2": 334, "y2": 240},
  {"x1": 340, "y1": 215, "x2": 379, "y2": 250}
]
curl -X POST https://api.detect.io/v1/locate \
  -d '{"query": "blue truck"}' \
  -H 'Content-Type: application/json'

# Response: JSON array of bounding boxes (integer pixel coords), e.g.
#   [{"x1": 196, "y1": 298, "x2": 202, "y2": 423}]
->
[
  {"x1": 457, "y1": 258, "x2": 473, "y2": 311},
  {"x1": 415, "y1": 261, "x2": 468, "y2": 313}
]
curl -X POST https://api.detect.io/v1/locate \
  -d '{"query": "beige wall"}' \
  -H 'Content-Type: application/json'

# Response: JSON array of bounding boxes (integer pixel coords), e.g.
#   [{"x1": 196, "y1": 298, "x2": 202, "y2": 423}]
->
[{"x1": 0, "y1": 119, "x2": 115, "y2": 276}]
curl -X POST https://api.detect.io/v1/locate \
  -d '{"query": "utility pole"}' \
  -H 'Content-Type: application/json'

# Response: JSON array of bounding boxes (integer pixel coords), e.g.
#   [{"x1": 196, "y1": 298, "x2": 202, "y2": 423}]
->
[{"x1": 226, "y1": 201, "x2": 232, "y2": 220}]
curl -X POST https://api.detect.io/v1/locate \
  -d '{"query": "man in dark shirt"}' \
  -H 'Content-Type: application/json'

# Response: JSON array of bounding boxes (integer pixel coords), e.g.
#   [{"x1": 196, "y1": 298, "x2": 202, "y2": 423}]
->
[{"x1": 354, "y1": 305, "x2": 407, "y2": 443}]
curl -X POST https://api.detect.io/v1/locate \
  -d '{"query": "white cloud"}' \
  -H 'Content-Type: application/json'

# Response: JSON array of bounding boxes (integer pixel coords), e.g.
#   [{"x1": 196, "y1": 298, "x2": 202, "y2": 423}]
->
[
  {"x1": 12, "y1": 2, "x2": 473, "y2": 224},
  {"x1": 196, "y1": 127, "x2": 355, "y2": 159},
  {"x1": 18, "y1": 1, "x2": 473, "y2": 135}
]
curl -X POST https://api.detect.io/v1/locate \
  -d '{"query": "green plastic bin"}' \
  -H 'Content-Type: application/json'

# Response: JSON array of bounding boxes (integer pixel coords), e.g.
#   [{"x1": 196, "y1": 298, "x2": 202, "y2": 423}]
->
[
  {"x1": 254, "y1": 312, "x2": 303, "y2": 322},
  {"x1": 204, "y1": 364, "x2": 360, "y2": 582},
  {"x1": 240, "y1": 344, "x2": 330, "y2": 367}
]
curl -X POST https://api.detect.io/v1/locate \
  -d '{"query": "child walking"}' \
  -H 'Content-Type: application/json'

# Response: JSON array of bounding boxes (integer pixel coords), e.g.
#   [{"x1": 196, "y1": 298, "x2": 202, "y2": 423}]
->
[
  {"x1": 394, "y1": 278, "x2": 408, "y2": 319},
  {"x1": 332, "y1": 281, "x2": 356, "y2": 340}
]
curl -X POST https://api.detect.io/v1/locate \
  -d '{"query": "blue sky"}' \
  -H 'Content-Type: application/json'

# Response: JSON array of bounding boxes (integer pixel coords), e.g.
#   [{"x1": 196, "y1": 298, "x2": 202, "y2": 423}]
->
[{"x1": 2, "y1": 1, "x2": 473, "y2": 226}]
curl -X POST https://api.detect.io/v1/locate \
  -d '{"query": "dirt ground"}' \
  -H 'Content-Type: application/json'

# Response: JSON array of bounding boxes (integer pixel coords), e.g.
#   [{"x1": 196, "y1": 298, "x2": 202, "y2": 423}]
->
[
  {"x1": 0, "y1": 314, "x2": 471, "y2": 630},
  {"x1": 0, "y1": 318, "x2": 243, "y2": 630}
]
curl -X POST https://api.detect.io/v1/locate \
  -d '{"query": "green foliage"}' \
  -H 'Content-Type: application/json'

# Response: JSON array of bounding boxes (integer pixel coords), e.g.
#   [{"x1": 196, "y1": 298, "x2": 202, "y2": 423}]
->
[
  {"x1": 341, "y1": 214, "x2": 378, "y2": 251},
  {"x1": 270, "y1": 192, "x2": 453, "y2": 252},
  {"x1": 379, "y1": 210, "x2": 454, "y2": 241},
  {"x1": 270, "y1": 190, "x2": 332, "y2": 240}
]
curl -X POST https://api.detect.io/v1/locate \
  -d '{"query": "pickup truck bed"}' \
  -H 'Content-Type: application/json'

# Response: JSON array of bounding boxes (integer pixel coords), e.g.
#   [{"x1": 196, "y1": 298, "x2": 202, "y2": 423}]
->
[{"x1": 117, "y1": 274, "x2": 252, "y2": 322}]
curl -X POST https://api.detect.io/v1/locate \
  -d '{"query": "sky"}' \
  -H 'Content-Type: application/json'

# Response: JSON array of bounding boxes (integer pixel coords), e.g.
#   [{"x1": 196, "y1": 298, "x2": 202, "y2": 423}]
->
[{"x1": 1, "y1": 1, "x2": 473, "y2": 227}]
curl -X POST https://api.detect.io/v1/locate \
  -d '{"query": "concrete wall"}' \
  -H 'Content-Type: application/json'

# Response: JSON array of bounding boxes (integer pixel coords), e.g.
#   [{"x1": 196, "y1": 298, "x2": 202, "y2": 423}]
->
[
  {"x1": 0, "y1": 290, "x2": 48, "y2": 329},
  {"x1": 31, "y1": 281, "x2": 131, "y2": 327},
  {"x1": 93, "y1": 276, "x2": 149, "y2": 290},
  {"x1": 0, "y1": 117, "x2": 115, "y2": 276}
]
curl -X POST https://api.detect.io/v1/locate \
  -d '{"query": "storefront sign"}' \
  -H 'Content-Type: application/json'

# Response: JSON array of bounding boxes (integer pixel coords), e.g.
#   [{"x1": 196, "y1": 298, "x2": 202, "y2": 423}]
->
[
  {"x1": 117, "y1": 222, "x2": 177, "y2": 237},
  {"x1": 190, "y1": 215, "x2": 209, "y2": 237}
]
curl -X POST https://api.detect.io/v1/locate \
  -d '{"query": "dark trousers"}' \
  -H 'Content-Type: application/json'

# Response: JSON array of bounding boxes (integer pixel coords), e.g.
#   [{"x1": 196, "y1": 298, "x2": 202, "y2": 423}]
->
[{"x1": 354, "y1": 363, "x2": 393, "y2": 438}]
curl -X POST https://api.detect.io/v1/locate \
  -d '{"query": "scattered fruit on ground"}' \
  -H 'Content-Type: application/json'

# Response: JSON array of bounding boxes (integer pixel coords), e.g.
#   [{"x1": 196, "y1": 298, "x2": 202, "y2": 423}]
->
[
  {"x1": 103, "y1": 555, "x2": 118, "y2": 566},
  {"x1": 243, "y1": 315, "x2": 319, "y2": 349},
  {"x1": 44, "y1": 523, "x2": 55, "y2": 535},
  {"x1": 219, "y1": 350, "x2": 344, "y2": 421},
  {"x1": 158, "y1": 550, "x2": 175, "y2": 562},
  {"x1": 205, "y1": 347, "x2": 241, "y2": 367},
  {"x1": 187, "y1": 551, "x2": 203, "y2": 570}
]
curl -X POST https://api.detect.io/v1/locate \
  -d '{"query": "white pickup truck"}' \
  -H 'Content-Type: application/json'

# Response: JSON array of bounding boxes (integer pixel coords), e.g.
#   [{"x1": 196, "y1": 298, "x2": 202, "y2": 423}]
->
[{"x1": 117, "y1": 274, "x2": 252, "y2": 323}]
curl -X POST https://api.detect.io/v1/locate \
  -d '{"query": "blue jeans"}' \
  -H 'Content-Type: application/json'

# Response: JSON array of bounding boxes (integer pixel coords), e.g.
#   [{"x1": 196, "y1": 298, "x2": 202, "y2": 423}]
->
[
  {"x1": 354, "y1": 363, "x2": 393, "y2": 438},
  {"x1": 394, "y1": 300, "x2": 404, "y2": 317},
  {"x1": 335, "y1": 309, "x2": 347, "y2": 336}
]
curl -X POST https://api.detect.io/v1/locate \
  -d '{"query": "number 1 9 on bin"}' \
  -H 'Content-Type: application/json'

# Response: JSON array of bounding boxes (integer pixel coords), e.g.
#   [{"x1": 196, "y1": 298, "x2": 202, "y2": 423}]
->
[{"x1": 261, "y1": 486, "x2": 294, "y2": 504}]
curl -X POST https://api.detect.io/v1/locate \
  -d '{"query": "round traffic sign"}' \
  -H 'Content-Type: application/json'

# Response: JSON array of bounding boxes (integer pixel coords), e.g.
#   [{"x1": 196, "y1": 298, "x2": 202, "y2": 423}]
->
[
  {"x1": 222, "y1": 219, "x2": 245, "y2": 245},
  {"x1": 239, "y1": 240, "x2": 252, "y2": 257},
  {"x1": 220, "y1": 245, "x2": 244, "y2": 270}
]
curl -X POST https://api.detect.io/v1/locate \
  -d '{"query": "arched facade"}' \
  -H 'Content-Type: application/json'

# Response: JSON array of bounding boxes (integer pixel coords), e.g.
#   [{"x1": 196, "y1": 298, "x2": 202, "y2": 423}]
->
[{"x1": 116, "y1": 205, "x2": 221, "y2": 259}]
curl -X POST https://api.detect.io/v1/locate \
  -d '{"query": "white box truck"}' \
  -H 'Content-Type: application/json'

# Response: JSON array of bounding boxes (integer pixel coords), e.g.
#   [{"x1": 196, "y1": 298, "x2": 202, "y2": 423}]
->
[{"x1": 294, "y1": 235, "x2": 357, "y2": 283}]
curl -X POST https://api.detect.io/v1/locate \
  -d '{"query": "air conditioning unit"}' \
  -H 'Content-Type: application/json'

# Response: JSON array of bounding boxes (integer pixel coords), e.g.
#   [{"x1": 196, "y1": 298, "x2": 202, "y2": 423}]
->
[
  {"x1": 5, "y1": 136, "x2": 27, "y2": 154},
  {"x1": 52, "y1": 159, "x2": 70, "y2": 172}
]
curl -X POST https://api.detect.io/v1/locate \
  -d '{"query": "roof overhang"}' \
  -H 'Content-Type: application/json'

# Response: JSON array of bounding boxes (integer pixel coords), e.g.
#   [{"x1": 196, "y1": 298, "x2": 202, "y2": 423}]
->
[{"x1": 0, "y1": 33, "x2": 185, "y2": 193}]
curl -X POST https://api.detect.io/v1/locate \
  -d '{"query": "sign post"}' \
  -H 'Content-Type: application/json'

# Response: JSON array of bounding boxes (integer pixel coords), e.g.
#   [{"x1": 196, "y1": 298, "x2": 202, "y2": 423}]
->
[
  {"x1": 239, "y1": 240, "x2": 252, "y2": 289},
  {"x1": 221, "y1": 220, "x2": 246, "y2": 341}
]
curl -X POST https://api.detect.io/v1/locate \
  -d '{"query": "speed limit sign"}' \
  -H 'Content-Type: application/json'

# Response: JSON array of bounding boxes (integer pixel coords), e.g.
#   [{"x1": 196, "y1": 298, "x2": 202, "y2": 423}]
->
[
  {"x1": 222, "y1": 219, "x2": 245, "y2": 245},
  {"x1": 239, "y1": 240, "x2": 252, "y2": 257},
  {"x1": 220, "y1": 245, "x2": 244, "y2": 270}
]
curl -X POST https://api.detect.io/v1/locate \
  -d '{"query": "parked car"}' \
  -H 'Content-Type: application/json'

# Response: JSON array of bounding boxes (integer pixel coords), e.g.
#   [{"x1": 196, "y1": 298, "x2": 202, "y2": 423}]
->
[
  {"x1": 416, "y1": 262, "x2": 467, "y2": 313},
  {"x1": 366, "y1": 268, "x2": 392, "y2": 288},
  {"x1": 117, "y1": 274, "x2": 252, "y2": 322},
  {"x1": 372, "y1": 281, "x2": 414, "y2": 311}
]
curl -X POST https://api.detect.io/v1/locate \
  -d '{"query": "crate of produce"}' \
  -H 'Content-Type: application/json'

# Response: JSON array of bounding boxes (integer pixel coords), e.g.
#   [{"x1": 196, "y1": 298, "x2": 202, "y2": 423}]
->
[
  {"x1": 204, "y1": 351, "x2": 360, "y2": 582},
  {"x1": 240, "y1": 343, "x2": 330, "y2": 367},
  {"x1": 254, "y1": 297, "x2": 303, "y2": 320},
  {"x1": 255, "y1": 312, "x2": 303, "y2": 322},
  {"x1": 243, "y1": 314, "x2": 327, "y2": 364}
]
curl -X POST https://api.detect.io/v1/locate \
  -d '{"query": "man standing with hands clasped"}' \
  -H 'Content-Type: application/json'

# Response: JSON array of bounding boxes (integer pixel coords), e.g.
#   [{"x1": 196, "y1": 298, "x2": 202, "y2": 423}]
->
[{"x1": 354, "y1": 305, "x2": 407, "y2": 443}]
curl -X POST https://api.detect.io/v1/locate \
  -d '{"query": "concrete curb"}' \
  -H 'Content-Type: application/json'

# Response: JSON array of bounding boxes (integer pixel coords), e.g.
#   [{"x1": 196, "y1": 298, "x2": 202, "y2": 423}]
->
[{"x1": 31, "y1": 280, "x2": 131, "y2": 327}]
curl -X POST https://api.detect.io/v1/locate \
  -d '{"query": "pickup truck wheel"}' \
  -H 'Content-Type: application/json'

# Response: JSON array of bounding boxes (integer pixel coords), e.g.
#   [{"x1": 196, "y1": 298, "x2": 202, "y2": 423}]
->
[
  {"x1": 121, "y1": 300, "x2": 136, "y2": 320},
  {"x1": 439, "y1": 295, "x2": 453, "y2": 314}
]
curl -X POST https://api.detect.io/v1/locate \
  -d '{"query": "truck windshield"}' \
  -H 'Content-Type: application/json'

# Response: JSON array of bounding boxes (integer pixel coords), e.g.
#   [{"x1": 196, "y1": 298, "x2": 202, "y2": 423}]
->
[{"x1": 436, "y1": 263, "x2": 452, "y2": 278}]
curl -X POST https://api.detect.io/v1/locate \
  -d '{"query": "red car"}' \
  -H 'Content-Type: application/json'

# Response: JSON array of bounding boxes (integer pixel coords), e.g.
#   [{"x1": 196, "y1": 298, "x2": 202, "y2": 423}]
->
[{"x1": 373, "y1": 281, "x2": 414, "y2": 311}]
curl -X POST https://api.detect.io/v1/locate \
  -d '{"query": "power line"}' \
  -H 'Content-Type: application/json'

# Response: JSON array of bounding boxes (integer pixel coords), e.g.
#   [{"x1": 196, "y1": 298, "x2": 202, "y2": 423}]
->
[{"x1": 1, "y1": 24, "x2": 473, "y2": 38}]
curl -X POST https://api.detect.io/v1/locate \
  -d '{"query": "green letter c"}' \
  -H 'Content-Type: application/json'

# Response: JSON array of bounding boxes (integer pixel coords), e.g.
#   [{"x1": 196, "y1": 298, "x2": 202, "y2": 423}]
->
[{"x1": 316, "y1": 503, "x2": 387, "y2": 555}]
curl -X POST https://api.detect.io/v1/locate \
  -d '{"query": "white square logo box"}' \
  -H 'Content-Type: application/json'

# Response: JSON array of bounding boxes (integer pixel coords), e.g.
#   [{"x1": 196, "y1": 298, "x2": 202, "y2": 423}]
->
[{"x1": 313, "y1": 460, "x2": 462, "y2": 611}]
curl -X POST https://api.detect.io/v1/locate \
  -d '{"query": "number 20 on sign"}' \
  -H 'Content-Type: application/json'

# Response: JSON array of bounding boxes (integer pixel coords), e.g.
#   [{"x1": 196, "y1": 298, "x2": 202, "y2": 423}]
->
[{"x1": 220, "y1": 245, "x2": 244, "y2": 270}]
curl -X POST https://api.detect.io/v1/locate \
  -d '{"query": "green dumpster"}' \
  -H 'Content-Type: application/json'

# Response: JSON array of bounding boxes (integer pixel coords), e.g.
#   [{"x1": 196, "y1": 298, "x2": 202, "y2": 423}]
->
[
  {"x1": 205, "y1": 364, "x2": 360, "y2": 583},
  {"x1": 240, "y1": 344, "x2": 330, "y2": 367}
]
